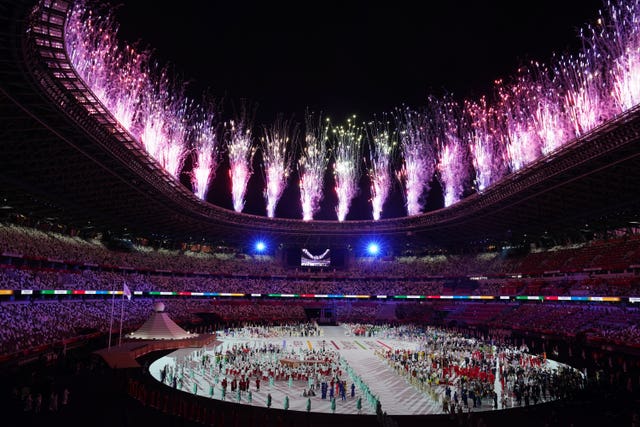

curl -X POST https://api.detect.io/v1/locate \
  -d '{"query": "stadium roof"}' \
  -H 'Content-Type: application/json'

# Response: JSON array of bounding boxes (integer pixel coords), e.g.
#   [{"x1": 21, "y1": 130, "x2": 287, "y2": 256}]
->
[{"x1": 1, "y1": 0, "x2": 639, "y2": 251}]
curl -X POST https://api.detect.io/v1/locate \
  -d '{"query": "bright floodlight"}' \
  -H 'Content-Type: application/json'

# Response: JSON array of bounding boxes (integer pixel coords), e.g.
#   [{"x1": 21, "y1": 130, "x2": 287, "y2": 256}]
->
[
  {"x1": 367, "y1": 243, "x2": 380, "y2": 256},
  {"x1": 255, "y1": 241, "x2": 266, "y2": 252}
]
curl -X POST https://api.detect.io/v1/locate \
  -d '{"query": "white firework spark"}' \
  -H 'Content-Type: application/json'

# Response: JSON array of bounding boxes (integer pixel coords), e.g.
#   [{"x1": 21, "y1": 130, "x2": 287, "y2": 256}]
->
[
  {"x1": 191, "y1": 102, "x2": 221, "y2": 200},
  {"x1": 333, "y1": 116, "x2": 363, "y2": 221},
  {"x1": 227, "y1": 105, "x2": 256, "y2": 213},
  {"x1": 299, "y1": 111, "x2": 331, "y2": 221},
  {"x1": 260, "y1": 115, "x2": 299, "y2": 218}
]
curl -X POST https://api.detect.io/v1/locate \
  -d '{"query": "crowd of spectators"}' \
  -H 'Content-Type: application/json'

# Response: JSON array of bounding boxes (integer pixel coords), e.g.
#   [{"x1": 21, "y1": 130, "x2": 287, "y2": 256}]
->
[
  {"x1": 2, "y1": 222, "x2": 640, "y2": 304},
  {"x1": 1, "y1": 221, "x2": 640, "y2": 361},
  {"x1": 2, "y1": 263, "x2": 638, "y2": 298},
  {"x1": 3, "y1": 297, "x2": 639, "y2": 359},
  {"x1": 0, "y1": 266, "x2": 450, "y2": 295},
  {"x1": 207, "y1": 301, "x2": 307, "y2": 324},
  {"x1": 486, "y1": 303, "x2": 640, "y2": 347},
  {"x1": 0, "y1": 298, "x2": 214, "y2": 356},
  {"x1": 0, "y1": 223, "x2": 285, "y2": 275},
  {"x1": 3, "y1": 222, "x2": 640, "y2": 281}
]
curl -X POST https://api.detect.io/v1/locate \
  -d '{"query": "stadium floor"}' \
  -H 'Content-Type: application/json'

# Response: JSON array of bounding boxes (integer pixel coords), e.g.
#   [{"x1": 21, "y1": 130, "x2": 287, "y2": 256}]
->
[
  {"x1": 2, "y1": 326, "x2": 637, "y2": 427},
  {"x1": 148, "y1": 325, "x2": 561, "y2": 416}
]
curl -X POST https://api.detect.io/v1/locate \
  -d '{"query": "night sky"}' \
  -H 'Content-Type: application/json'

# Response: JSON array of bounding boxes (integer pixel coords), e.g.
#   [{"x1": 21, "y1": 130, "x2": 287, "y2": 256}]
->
[{"x1": 109, "y1": 0, "x2": 604, "y2": 220}]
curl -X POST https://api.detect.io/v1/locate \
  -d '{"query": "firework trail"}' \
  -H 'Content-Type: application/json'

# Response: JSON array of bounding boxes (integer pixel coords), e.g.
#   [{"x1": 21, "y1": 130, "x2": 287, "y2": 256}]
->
[
  {"x1": 137, "y1": 71, "x2": 190, "y2": 179},
  {"x1": 227, "y1": 104, "x2": 256, "y2": 213},
  {"x1": 365, "y1": 115, "x2": 396, "y2": 220},
  {"x1": 191, "y1": 102, "x2": 221, "y2": 200},
  {"x1": 66, "y1": 1, "x2": 190, "y2": 179},
  {"x1": 260, "y1": 115, "x2": 299, "y2": 218},
  {"x1": 333, "y1": 116, "x2": 363, "y2": 221},
  {"x1": 494, "y1": 78, "x2": 542, "y2": 171},
  {"x1": 557, "y1": 49, "x2": 608, "y2": 137},
  {"x1": 433, "y1": 96, "x2": 471, "y2": 207},
  {"x1": 527, "y1": 62, "x2": 572, "y2": 156},
  {"x1": 65, "y1": 2, "x2": 116, "y2": 111},
  {"x1": 395, "y1": 107, "x2": 436, "y2": 216},
  {"x1": 109, "y1": 47, "x2": 149, "y2": 132},
  {"x1": 592, "y1": 0, "x2": 640, "y2": 113},
  {"x1": 161, "y1": 95, "x2": 191, "y2": 179},
  {"x1": 138, "y1": 75, "x2": 169, "y2": 161},
  {"x1": 465, "y1": 0, "x2": 640, "y2": 183},
  {"x1": 465, "y1": 97, "x2": 507, "y2": 192},
  {"x1": 66, "y1": 1, "x2": 149, "y2": 132},
  {"x1": 299, "y1": 111, "x2": 331, "y2": 221}
]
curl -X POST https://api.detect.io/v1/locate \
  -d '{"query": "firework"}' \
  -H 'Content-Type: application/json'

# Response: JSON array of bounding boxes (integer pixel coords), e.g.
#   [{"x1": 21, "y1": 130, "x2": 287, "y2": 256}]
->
[
  {"x1": 365, "y1": 115, "x2": 396, "y2": 220},
  {"x1": 527, "y1": 62, "x2": 572, "y2": 156},
  {"x1": 65, "y1": 2, "x2": 117, "y2": 112},
  {"x1": 395, "y1": 107, "x2": 436, "y2": 216},
  {"x1": 65, "y1": 0, "x2": 640, "y2": 219},
  {"x1": 191, "y1": 102, "x2": 221, "y2": 200},
  {"x1": 299, "y1": 111, "x2": 331, "y2": 221},
  {"x1": 591, "y1": 0, "x2": 640, "y2": 113},
  {"x1": 260, "y1": 115, "x2": 299, "y2": 218},
  {"x1": 161, "y1": 95, "x2": 190, "y2": 179},
  {"x1": 138, "y1": 76, "x2": 169, "y2": 162},
  {"x1": 66, "y1": 2, "x2": 151, "y2": 132},
  {"x1": 110, "y1": 46, "x2": 149, "y2": 132},
  {"x1": 227, "y1": 105, "x2": 256, "y2": 213},
  {"x1": 137, "y1": 71, "x2": 190, "y2": 179},
  {"x1": 557, "y1": 47, "x2": 609, "y2": 137},
  {"x1": 432, "y1": 96, "x2": 471, "y2": 207},
  {"x1": 66, "y1": 1, "x2": 190, "y2": 179},
  {"x1": 493, "y1": 78, "x2": 541, "y2": 172},
  {"x1": 465, "y1": 98, "x2": 507, "y2": 192},
  {"x1": 333, "y1": 116, "x2": 363, "y2": 221}
]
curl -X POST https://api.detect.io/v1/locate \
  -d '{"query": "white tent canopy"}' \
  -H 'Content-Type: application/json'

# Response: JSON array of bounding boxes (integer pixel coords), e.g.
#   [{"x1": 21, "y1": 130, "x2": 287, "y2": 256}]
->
[{"x1": 128, "y1": 302, "x2": 195, "y2": 340}]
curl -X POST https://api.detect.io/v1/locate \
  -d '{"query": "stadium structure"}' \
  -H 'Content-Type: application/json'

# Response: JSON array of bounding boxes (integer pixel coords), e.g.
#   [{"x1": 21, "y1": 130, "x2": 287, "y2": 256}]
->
[
  {"x1": 1, "y1": 1, "x2": 639, "y2": 251},
  {"x1": 0, "y1": 1, "x2": 639, "y2": 427}
]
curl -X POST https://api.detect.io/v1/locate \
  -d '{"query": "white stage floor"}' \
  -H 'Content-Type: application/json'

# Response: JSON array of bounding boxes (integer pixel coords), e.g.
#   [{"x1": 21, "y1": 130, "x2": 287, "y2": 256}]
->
[{"x1": 148, "y1": 325, "x2": 563, "y2": 416}]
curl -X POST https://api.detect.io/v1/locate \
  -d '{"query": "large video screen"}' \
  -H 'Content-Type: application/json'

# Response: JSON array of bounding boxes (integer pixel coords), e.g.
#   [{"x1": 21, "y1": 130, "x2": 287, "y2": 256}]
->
[{"x1": 300, "y1": 248, "x2": 331, "y2": 268}]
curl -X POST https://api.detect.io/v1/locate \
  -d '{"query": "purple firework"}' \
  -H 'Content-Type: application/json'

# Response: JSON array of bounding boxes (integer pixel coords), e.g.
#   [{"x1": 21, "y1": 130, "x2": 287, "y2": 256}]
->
[
  {"x1": 395, "y1": 107, "x2": 436, "y2": 216},
  {"x1": 465, "y1": 97, "x2": 508, "y2": 192},
  {"x1": 592, "y1": 0, "x2": 640, "y2": 113},
  {"x1": 433, "y1": 96, "x2": 471, "y2": 207},
  {"x1": 365, "y1": 116, "x2": 396, "y2": 220}
]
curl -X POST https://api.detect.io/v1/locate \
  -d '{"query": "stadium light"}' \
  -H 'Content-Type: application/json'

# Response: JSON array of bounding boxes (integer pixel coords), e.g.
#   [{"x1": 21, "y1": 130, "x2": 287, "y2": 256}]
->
[{"x1": 367, "y1": 242, "x2": 380, "y2": 256}]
